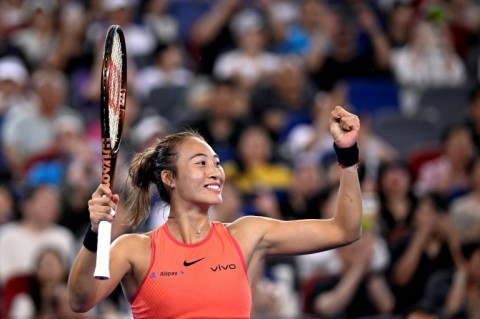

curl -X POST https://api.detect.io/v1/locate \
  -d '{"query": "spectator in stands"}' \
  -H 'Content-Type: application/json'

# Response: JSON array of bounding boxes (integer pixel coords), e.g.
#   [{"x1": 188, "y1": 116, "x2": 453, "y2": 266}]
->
[
  {"x1": 0, "y1": 56, "x2": 32, "y2": 179},
  {"x1": 22, "y1": 115, "x2": 100, "y2": 236},
  {"x1": 130, "y1": 113, "x2": 172, "y2": 152},
  {"x1": 252, "y1": 260, "x2": 301, "y2": 318},
  {"x1": 3, "y1": 247, "x2": 87, "y2": 319},
  {"x1": 142, "y1": 0, "x2": 179, "y2": 45},
  {"x1": 44, "y1": 2, "x2": 91, "y2": 78},
  {"x1": 0, "y1": 56, "x2": 31, "y2": 116},
  {"x1": 135, "y1": 41, "x2": 194, "y2": 103},
  {"x1": 10, "y1": 0, "x2": 59, "y2": 69},
  {"x1": 415, "y1": 124, "x2": 475, "y2": 202},
  {"x1": 449, "y1": 155, "x2": 480, "y2": 243},
  {"x1": 309, "y1": 3, "x2": 391, "y2": 92},
  {"x1": 386, "y1": 1, "x2": 415, "y2": 49},
  {"x1": 390, "y1": 20, "x2": 466, "y2": 116},
  {"x1": 187, "y1": 0, "x2": 239, "y2": 75},
  {"x1": 213, "y1": 8, "x2": 281, "y2": 94},
  {"x1": 24, "y1": 115, "x2": 88, "y2": 186},
  {"x1": 223, "y1": 125, "x2": 293, "y2": 197},
  {"x1": 442, "y1": 240, "x2": 480, "y2": 319},
  {"x1": 388, "y1": 192, "x2": 460, "y2": 315},
  {"x1": 0, "y1": 184, "x2": 75, "y2": 286},
  {"x1": 185, "y1": 78, "x2": 248, "y2": 162},
  {"x1": 311, "y1": 233, "x2": 395, "y2": 318},
  {"x1": 2, "y1": 68, "x2": 81, "y2": 181},
  {"x1": 268, "y1": 0, "x2": 335, "y2": 70},
  {"x1": 250, "y1": 59, "x2": 317, "y2": 143},
  {"x1": 441, "y1": 0, "x2": 480, "y2": 60},
  {"x1": 301, "y1": 167, "x2": 393, "y2": 316},
  {"x1": 377, "y1": 160, "x2": 418, "y2": 245}
]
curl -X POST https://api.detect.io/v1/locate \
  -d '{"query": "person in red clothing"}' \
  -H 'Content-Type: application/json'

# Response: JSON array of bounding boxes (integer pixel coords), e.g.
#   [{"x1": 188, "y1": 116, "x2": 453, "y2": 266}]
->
[{"x1": 67, "y1": 105, "x2": 363, "y2": 318}]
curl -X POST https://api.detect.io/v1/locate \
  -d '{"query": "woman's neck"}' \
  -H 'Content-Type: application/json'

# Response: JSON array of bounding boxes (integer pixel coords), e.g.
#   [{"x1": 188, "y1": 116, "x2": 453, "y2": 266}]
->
[{"x1": 166, "y1": 214, "x2": 211, "y2": 244}]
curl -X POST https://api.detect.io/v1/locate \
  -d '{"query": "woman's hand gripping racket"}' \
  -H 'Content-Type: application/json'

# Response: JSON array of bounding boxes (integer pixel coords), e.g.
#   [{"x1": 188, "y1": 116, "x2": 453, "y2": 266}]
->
[{"x1": 94, "y1": 25, "x2": 127, "y2": 280}]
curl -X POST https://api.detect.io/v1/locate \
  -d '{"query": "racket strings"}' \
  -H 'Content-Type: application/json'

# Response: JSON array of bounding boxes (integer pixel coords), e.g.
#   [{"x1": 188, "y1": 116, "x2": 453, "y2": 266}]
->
[{"x1": 108, "y1": 32, "x2": 124, "y2": 150}]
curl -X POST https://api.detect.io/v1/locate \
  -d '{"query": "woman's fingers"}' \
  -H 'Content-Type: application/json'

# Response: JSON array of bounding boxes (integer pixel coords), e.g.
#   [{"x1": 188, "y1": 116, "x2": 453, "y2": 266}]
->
[
  {"x1": 329, "y1": 106, "x2": 360, "y2": 147},
  {"x1": 88, "y1": 184, "x2": 117, "y2": 229},
  {"x1": 339, "y1": 114, "x2": 360, "y2": 131},
  {"x1": 92, "y1": 183, "x2": 112, "y2": 198}
]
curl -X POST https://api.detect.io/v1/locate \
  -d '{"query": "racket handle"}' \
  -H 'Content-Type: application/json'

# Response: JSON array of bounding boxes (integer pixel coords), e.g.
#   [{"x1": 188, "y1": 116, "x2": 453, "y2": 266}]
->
[{"x1": 94, "y1": 218, "x2": 113, "y2": 280}]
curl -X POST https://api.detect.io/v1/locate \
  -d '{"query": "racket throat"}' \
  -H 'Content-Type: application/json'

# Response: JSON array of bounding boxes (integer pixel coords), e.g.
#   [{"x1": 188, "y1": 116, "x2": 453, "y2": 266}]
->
[{"x1": 101, "y1": 138, "x2": 117, "y2": 188}]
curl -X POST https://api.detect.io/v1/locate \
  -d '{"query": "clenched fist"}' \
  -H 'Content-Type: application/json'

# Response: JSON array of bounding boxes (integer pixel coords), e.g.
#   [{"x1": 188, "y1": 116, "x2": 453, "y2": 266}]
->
[{"x1": 329, "y1": 106, "x2": 360, "y2": 148}]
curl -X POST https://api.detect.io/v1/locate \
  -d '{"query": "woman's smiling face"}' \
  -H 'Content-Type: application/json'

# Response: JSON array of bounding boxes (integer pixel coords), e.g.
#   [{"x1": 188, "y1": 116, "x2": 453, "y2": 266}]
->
[{"x1": 170, "y1": 137, "x2": 225, "y2": 208}]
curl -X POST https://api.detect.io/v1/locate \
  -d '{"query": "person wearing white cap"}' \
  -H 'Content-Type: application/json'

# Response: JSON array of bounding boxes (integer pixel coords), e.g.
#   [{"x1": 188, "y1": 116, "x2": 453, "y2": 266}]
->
[
  {"x1": 0, "y1": 56, "x2": 28, "y2": 87},
  {"x1": 0, "y1": 57, "x2": 36, "y2": 128},
  {"x1": 0, "y1": 56, "x2": 34, "y2": 180},
  {"x1": 130, "y1": 114, "x2": 171, "y2": 151}
]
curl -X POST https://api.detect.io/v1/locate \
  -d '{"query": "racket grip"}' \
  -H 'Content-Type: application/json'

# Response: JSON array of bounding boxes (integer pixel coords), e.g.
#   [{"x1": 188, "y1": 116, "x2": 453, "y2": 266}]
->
[{"x1": 94, "y1": 218, "x2": 112, "y2": 280}]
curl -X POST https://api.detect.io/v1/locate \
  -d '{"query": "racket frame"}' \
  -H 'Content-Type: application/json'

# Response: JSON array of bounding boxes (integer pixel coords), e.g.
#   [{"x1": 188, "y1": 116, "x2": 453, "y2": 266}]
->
[{"x1": 94, "y1": 24, "x2": 127, "y2": 280}]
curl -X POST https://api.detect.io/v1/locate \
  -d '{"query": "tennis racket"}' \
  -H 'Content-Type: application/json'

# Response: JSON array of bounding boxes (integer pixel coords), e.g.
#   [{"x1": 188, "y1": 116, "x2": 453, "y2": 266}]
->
[{"x1": 94, "y1": 25, "x2": 127, "y2": 280}]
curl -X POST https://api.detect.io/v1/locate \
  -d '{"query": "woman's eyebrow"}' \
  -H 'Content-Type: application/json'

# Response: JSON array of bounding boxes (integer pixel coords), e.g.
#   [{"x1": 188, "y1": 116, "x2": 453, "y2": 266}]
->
[{"x1": 189, "y1": 153, "x2": 220, "y2": 160}]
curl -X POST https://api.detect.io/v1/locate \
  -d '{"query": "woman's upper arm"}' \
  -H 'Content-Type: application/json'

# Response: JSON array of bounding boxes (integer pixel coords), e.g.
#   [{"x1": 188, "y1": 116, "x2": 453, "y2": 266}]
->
[
  {"x1": 262, "y1": 218, "x2": 357, "y2": 255},
  {"x1": 232, "y1": 216, "x2": 355, "y2": 257}
]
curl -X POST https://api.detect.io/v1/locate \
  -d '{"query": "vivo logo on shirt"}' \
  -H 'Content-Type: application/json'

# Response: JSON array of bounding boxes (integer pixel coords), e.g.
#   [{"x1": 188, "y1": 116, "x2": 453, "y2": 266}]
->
[{"x1": 210, "y1": 263, "x2": 237, "y2": 272}]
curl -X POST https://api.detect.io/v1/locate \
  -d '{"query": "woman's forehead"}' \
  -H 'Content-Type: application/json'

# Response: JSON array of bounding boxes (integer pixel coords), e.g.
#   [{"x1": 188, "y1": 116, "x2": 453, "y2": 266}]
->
[{"x1": 178, "y1": 137, "x2": 216, "y2": 157}]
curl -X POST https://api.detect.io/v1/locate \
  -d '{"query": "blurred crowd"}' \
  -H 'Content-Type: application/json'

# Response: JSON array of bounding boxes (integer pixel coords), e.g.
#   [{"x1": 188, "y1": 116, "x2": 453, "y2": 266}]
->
[{"x1": 1, "y1": 0, "x2": 480, "y2": 318}]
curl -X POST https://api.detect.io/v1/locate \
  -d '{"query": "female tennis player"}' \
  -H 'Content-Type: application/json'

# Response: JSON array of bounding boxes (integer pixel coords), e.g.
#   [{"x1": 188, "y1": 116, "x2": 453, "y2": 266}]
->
[{"x1": 67, "y1": 105, "x2": 362, "y2": 318}]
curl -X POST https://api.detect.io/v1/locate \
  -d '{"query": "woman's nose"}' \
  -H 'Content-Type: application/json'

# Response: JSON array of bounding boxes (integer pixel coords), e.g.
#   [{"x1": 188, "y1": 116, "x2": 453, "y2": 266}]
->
[{"x1": 207, "y1": 162, "x2": 221, "y2": 178}]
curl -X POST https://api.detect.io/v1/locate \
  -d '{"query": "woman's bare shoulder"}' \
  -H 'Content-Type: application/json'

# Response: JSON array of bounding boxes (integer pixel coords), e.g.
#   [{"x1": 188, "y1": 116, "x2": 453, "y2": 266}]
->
[
  {"x1": 225, "y1": 215, "x2": 279, "y2": 237},
  {"x1": 112, "y1": 231, "x2": 153, "y2": 250},
  {"x1": 227, "y1": 215, "x2": 279, "y2": 226}
]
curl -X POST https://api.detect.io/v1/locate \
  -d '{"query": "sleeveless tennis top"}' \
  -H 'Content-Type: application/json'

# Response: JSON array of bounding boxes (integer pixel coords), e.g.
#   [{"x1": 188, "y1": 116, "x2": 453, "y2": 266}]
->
[{"x1": 130, "y1": 221, "x2": 251, "y2": 318}]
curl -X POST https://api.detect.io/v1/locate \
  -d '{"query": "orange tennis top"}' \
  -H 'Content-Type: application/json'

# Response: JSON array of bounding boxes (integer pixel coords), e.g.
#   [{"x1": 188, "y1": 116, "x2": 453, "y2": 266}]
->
[{"x1": 130, "y1": 221, "x2": 251, "y2": 319}]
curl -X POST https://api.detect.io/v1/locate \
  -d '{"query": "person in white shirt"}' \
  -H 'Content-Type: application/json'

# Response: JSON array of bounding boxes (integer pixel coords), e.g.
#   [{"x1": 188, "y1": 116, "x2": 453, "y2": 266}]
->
[
  {"x1": 0, "y1": 184, "x2": 75, "y2": 286},
  {"x1": 135, "y1": 41, "x2": 193, "y2": 101},
  {"x1": 390, "y1": 20, "x2": 466, "y2": 116},
  {"x1": 213, "y1": 8, "x2": 281, "y2": 92}
]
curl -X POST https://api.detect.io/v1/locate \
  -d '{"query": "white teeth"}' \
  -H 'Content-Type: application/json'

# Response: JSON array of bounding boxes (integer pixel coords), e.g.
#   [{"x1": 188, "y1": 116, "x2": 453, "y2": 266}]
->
[{"x1": 206, "y1": 185, "x2": 220, "y2": 190}]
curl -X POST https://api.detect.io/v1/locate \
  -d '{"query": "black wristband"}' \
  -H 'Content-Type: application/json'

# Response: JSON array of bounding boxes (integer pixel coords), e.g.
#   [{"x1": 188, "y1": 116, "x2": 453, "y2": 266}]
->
[
  {"x1": 333, "y1": 142, "x2": 359, "y2": 168},
  {"x1": 83, "y1": 224, "x2": 98, "y2": 252}
]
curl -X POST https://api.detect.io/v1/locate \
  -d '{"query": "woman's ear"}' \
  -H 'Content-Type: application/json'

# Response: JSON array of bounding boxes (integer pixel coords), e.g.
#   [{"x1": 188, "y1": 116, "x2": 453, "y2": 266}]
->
[{"x1": 161, "y1": 170, "x2": 175, "y2": 187}]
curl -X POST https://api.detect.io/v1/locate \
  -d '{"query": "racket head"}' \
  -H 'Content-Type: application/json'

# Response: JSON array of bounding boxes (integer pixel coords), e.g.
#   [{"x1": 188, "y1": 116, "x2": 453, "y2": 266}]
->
[{"x1": 100, "y1": 25, "x2": 127, "y2": 188}]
